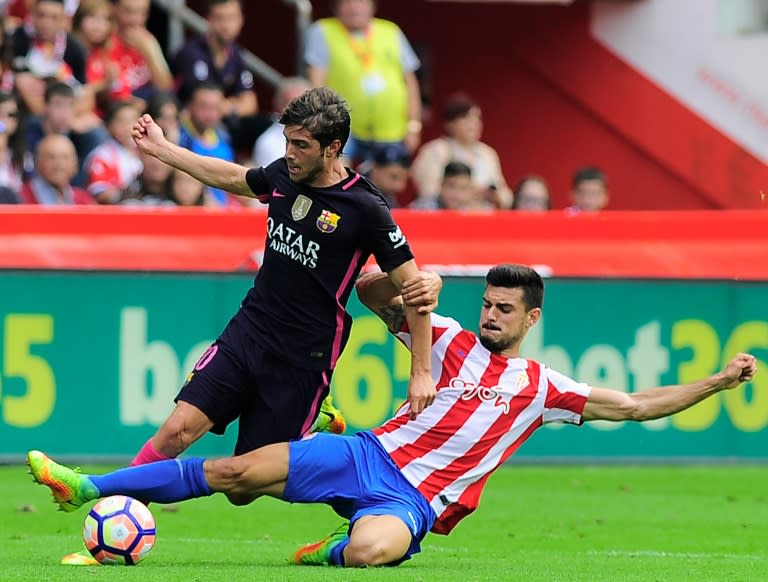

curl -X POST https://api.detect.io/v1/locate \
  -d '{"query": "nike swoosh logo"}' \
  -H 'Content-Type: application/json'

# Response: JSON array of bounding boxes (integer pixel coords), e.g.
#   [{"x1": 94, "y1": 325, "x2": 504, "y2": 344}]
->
[{"x1": 272, "y1": 189, "x2": 286, "y2": 198}]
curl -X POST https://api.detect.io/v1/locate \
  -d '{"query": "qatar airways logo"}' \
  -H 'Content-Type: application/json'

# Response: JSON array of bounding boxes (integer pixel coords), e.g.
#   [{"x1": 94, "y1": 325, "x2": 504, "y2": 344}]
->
[
  {"x1": 266, "y1": 217, "x2": 320, "y2": 268},
  {"x1": 452, "y1": 377, "x2": 511, "y2": 414}
]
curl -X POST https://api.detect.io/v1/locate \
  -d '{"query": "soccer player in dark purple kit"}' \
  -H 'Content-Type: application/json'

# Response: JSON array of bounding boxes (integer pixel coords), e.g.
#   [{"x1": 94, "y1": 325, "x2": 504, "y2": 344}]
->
[{"x1": 59, "y1": 87, "x2": 438, "y2": 565}]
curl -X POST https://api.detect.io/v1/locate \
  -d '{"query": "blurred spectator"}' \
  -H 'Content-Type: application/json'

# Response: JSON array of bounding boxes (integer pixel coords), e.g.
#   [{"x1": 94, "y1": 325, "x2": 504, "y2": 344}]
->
[
  {"x1": 119, "y1": 149, "x2": 175, "y2": 205},
  {"x1": 410, "y1": 161, "x2": 492, "y2": 211},
  {"x1": 0, "y1": 91, "x2": 25, "y2": 195},
  {"x1": 566, "y1": 165, "x2": 609, "y2": 213},
  {"x1": 411, "y1": 93, "x2": 512, "y2": 209},
  {"x1": 19, "y1": 133, "x2": 93, "y2": 204},
  {"x1": 25, "y1": 80, "x2": 108, "y2": 184},
  {"x1": 82, "y1": 99, "x2": 142, "y2": 203},
  {"x1": 144, "y1": 90, "x2": 180, "y2": 144},
  {"x1": 170, "y1": 170, "x2": 214, "y2": 207},
  {"x1": 71, "y1": 0, "x2": 134, "y2": 113},
  {"x1": 251, "y1": 76, "x2": 310, "y2": 168},
  {"x1": 11, "y1": 0, "x2": 87, "y2": 115},
  {"x1": 511, "y1": 175, "x2": 551, "y2": 211},
  {"x1": 179, "y1": 81, "x2": 237, "y2": 207},
  {"x1": 109, "y1": 0, "x2": 173, "y2": 102},
  {"x1": 0, "y1": 15, "x2": 16, "y2": 92},
  {"x1": 0, "y1": 185, "x2": 19, "y2": 203},
  {"x1": 363, "y1": 142, "x2": 411, "y2": 208},
  {"x1": 172, "y1": 0, "x2": 264, "y2": 152},
  {"x1": 305, "y1": 0, "x2": 422, "y2": 165}
]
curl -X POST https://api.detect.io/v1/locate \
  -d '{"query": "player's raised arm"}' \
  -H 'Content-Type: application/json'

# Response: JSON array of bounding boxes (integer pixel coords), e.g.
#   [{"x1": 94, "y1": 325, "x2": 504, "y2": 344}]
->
[
  {"x1": 131, "y1": 114, "x2": 255, "y2": 197},
  {"x1": 582, "y1": 353, "x2": 758, "y2": 422}
]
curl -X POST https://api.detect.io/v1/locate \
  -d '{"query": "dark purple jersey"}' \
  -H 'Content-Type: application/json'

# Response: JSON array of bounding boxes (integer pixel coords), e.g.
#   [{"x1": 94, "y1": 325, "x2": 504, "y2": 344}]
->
[{"x1": 239, "y1": 159, "x2": 414, "y2": 370}]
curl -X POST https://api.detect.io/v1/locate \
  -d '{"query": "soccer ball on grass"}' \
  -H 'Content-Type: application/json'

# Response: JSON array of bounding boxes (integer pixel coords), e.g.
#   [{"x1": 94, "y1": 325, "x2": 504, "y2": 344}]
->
[{"x1": 83, "y1": 495, "x2": 156, "y2": 565}]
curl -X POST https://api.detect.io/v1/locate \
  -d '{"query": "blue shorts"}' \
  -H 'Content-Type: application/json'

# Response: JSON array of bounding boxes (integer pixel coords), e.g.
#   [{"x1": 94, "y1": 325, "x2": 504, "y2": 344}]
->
[{"x1": 283, "y1": 432, "x2": 436, "y2": 564}]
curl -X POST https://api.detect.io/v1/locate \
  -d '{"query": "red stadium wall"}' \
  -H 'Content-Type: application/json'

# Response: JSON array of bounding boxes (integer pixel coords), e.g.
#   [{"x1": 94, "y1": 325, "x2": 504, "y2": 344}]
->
[
  {"x1": 201, "y1": 1, "x2": 768, "y2": 210},
  {"x1": 2, "y1": 207, "x2": 768, "y2": 280}
]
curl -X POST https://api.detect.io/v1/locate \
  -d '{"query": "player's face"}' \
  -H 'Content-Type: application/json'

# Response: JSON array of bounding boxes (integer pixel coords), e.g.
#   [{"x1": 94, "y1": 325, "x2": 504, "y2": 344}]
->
[
  {"x1": 479, "y1": 286, "x2": 539, "y2": 355},
  {"x1": 283, "y1": 125, "x2": 328, "y2": 185}
]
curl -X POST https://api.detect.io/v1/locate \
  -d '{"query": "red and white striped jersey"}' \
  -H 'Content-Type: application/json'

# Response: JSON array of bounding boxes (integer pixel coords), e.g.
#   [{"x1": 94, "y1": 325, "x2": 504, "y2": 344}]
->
[{"x1": 372, "y1": 313, "x2": 591, "y2": 535}]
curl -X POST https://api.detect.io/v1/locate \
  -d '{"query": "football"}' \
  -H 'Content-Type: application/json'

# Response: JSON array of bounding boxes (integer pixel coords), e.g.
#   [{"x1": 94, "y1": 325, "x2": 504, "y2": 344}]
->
[{"x1": 83, "y1": 495, "x2": 157, "y2": 565}]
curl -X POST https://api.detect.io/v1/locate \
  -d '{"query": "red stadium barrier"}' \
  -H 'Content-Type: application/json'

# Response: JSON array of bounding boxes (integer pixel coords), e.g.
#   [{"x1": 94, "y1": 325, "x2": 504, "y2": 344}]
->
[{"x1": 1, "y1": 206, "x2": 767, "y2": 279}]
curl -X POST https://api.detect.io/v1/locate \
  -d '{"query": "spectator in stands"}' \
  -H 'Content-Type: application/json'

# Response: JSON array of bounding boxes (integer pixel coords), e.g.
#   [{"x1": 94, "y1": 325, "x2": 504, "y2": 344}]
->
[
  {"x1": 71, "y1": 0, "x2": 134, "y2": 114},
  {"x1": 0, "y1": 15, "x2": 16, "y2": 93},
  {"x1": 179, "y1": 81, "x2": 238, "y2": 207},
  {"x1": 109, "y1": 0, "x2": 173, "y2": 102},
  {"x1": 11, "y1": 0, "x2": 87, "y2": 115},
  {"x1": 0, "y1": 185, "x2": 19, "y2": 203},
  {"x1": 25, "y1": 81, "x2": 108, "y2": 184},
  {"x1": 170, "y1": 170, "x2": 213, "y2": 207},
  {"x1": 566, "y1": 165, "x2": 609, "y2": 213},
  {"x1": 410, "y1": 161, "x2": 492, "y2": 211},
  {"x1": 83, "y1": 99, "x2": 142, "y2": 203},
  {"x1": 144, "y1": 90, "x2": 180, "y2": 144},
  {"x1": 251, "y1": 76, "x2": 311, "y2": 168},
  {"x1": 172, "y1": 0, "x2": 263, "y2": 152},
  {"x1": 511, "y1": 175, "x2": 551, "y2": 211},
  {"x1": 411, "y1": 93, "x2": 512, "y2": 209},
  {"x1": 305, "y1": 0, "x2": 422, "y2": 165},
  {"x1": 363, "y1": 142, "x2": 411, "y2": 208},
  {"x1": 119, "y1": 149, "x2": 175, "y2": 205},
  {"x1": 0, "y1": 91, "x2": 26, "y2": 196},
  {"x1": 19, "y1": 133, "x2": 93, "y2": 204}
]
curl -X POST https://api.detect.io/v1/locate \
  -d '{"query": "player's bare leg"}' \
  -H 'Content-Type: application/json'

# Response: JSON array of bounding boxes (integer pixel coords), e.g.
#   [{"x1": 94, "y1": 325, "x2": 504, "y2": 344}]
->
[
  {"x1": 344, "y1": 515, "x2": 411, "y2": 566},
  {"x1": 150, "y1": 401, "x2": 216, "y2": 458},
  {"x1": 203, "y1": 443, "x2": 290, "y2": 505}
]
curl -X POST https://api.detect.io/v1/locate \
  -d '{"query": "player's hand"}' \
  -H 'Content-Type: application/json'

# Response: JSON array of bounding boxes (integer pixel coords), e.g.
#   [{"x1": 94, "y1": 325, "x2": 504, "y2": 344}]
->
[
  {"x1": 406, "y1": 374, "x2": 436, "y2": 419},
  {"x1": 719, "y1": 353, "x2": 758, "y2": 389},
  {"x1": 131, "y1": 114, "x2": 167, "y2": 156},
  {"x1": 402, "y1": 272, "x2": 442, "y2": 315}
]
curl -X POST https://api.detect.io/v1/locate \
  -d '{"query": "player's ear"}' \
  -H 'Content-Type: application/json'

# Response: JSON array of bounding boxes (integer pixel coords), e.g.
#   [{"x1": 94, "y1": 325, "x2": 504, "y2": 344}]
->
[
  {"x1": 326, "y1": 139, "x2": 342, "y2": 158},
  {"x1": 525, "y1": 307, "x2": 542, "y2": 329}
]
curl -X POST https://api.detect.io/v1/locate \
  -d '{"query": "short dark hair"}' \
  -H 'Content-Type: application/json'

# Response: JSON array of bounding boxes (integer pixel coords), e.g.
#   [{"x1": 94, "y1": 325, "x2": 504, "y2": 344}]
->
[
  {"x1": 278, "y1": 87, "x2": 350, "y2": 151},
  {"x1": 443, "y1": 160, "x2": 471, "y2": 180},
  {"x1": 485, "y1": 264, "x2": 544, "y2": 310},
  {"x1": 572, "y1": 166, "x2": 606, "y2": 188},
  {"x1": 104, "y1": 100, "x2": 137, "y2": 125},
  {"x1": 373, "y1": 143, "x2": 410, "y2": 168},
  {"x1": 442, "y1": 93, "x2": 479, "y2": 122},
  {"x1": 207, "y1": 0, "x2": 241, "y2": 13},
  {"x1": 189, "y1": 81, "x2": 225, "y2": 100},
  {"x1": 44, "y1": 81, "x2": 75, "y2": 103}
]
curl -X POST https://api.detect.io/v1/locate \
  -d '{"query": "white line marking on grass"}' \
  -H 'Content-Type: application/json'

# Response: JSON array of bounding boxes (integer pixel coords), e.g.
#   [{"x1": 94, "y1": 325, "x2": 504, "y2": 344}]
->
[{"x1": 589, "y1": 550, "x2": 765, "y2": 560}]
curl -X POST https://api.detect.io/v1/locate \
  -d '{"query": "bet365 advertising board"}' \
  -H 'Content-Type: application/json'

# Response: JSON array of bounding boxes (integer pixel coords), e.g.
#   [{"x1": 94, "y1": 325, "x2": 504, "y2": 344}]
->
[{"x1": 1, "y1": 272, "x2": 766, "y2": 461}]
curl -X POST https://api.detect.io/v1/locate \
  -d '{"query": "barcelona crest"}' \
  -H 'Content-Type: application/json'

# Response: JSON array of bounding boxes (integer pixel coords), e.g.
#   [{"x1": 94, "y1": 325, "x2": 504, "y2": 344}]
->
[{"x1": 316, "y1": 210, "x2": 340, "y2": 233}]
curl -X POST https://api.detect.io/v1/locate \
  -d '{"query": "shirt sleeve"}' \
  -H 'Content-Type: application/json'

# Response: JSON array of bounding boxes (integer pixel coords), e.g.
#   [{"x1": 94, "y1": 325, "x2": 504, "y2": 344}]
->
[
  {"x1": 65, "y1": 37, "x2": 87, "y2": 84},
  {"x1": 361, "y1": 193, "x2": 414, "y2": 273},
  {"x1": 541, "y1": 367, "x2": 592, "y2": 425},
  {"x1": 11, "y1": 28, "x2": 30, "y2": 72},
  {"x1": 244, "y1": 166, "x2": 270, "y2": 200},
  {"x1": 231, "y1": 53, "x2": 254, "y2": 93},
  {"x1": 397, "y1": 29, "x2": 421, "y2": 73},
  {"x1": 304, "y1": 23, "x2": 329, "y2": 69}
]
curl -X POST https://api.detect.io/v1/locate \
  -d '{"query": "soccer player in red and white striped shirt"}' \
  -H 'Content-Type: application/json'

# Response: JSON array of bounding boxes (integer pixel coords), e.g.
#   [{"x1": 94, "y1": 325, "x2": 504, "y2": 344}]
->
[{"x1": 29, "y1": 265, "x2": 758, "y2": 568}]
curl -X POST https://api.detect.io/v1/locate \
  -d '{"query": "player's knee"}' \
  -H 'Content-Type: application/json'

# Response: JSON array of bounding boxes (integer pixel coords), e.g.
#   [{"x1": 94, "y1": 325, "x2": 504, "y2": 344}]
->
[
  {"x1": 208, "y1": 458, "x2": 254, "y2": 499},
  {"x1": 224, "y1": 492, "x2": 259, "y2": 506},
  {"x1": 344, "y1": 538, "x2": 400, "y2": 567}
]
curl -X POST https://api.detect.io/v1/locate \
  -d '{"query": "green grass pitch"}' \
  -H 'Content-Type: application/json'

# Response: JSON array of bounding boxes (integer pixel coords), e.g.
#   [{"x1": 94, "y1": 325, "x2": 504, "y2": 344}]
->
[{"x1": 2, "y1": 464, "x2": 767, "y2": 581}]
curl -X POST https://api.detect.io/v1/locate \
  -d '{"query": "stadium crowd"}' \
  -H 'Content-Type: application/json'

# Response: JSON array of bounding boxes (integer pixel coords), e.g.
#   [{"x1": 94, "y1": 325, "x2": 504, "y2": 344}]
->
[{"x1": 0, "y1": 0, "x2": 607, "y2": 212}]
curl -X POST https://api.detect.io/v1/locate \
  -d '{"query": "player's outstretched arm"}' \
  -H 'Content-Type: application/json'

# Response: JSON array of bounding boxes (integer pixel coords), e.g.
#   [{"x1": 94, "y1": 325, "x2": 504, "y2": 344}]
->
[
  {"x1": 387, "y1": 260, "x2": 435, "y2": 418},
  {"x1": 582, "y1": 353, "x2": 758, "y2": 422},
  {"x1": 131, "y1": 114, "x2": 254, "y2": 197},
  {"x1": 356, "y1": 271, "x2": 442, "y2": 329}
]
